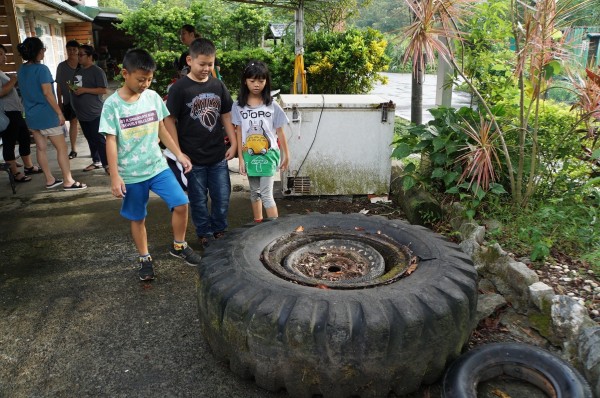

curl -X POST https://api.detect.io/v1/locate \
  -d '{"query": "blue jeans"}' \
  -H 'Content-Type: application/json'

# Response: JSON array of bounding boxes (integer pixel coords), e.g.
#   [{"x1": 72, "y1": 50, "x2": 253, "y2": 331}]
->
[{"x1": 187, "y1": 159, "x2": 231, "y2": 237}]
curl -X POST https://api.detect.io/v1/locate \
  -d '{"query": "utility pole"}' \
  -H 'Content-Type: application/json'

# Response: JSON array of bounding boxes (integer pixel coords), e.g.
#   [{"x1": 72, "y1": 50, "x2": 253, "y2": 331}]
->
[
  {"x1": 435, "y1": 37, "x2": 453, "y2": 107},
  {"x1": 410, "y1": 0, "x2": 422, "y2": 125},
  {"x1": 293, "y1": 0, "x2": 306, "y2": 94},
  {"x1": 411, "y1": 66, "x2": 423, "y2": 125}
]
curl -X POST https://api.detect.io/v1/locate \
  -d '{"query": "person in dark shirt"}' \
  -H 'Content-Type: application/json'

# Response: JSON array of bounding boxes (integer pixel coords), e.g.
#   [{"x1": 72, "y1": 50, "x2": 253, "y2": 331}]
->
[
  {"x1": 165, "y1": 38, "x2": 236, "y2": 249},
  {"x1": 176, "y1": 25, "x2": 221, "y2": 79}
]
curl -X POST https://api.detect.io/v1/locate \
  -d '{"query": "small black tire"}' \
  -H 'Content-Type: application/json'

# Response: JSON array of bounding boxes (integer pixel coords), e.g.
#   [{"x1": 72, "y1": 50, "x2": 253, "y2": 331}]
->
[
  {"x1": 197, "y1": 213, "x2": 478, "y2": 397},
  {"x1": 442, "y1": 342, "x2": 593, "y2": 398}
]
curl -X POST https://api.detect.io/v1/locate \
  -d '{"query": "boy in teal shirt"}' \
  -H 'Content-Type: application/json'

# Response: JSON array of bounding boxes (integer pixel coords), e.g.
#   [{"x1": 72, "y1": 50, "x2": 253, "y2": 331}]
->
[{"x1": 99, "y1": 49, "x2": 202, "y2": 281}]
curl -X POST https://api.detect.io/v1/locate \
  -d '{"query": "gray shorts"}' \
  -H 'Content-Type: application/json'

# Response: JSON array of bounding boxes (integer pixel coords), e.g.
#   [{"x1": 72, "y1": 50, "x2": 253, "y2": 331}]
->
[
  {"x1": 37, "y1": 126, "x2": 65, "y2": 137},
  {"x1": 248, "y1": 175, "x2": 276, "y2": 209}
]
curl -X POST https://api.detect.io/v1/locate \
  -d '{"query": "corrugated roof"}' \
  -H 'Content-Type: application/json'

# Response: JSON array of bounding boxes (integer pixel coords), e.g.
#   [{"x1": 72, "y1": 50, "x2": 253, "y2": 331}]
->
[
  {"x1": 37, "y1": 0, "x2": 93, "y2": 21},
  {"x1": 76, "y1": 4, "x2": 122, "y2": 20}
]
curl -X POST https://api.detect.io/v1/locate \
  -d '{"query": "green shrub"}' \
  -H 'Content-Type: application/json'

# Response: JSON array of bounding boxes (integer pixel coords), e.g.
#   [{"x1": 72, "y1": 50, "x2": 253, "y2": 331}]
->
[
  {"x1": 268, "y1": 44, "x2": 296, "y2": 94},
  {"x1": 545, "y1": 78, "x2": 579, "y2": 104},
  {"x1": 392, "y1": 106, "x2": 508, "y2": 219},
  {"x1": 487, "y1": 190, "x2": 600, "y2": 262},
  {"x1": 217, "y1": 47, "x2": 274, "y2": 95},
  {"x1": 304, "y1": 27, "x2": 389, "y2": 94},
  {"x1": 151, "y1": 50, "x2": 180, "y2": 97},
  {"x1": 499, "y1": 100, "x2": 589, "y2": 200},
  {"x1": 385, "y1": 38, "x2": 436, "y2": 74}
]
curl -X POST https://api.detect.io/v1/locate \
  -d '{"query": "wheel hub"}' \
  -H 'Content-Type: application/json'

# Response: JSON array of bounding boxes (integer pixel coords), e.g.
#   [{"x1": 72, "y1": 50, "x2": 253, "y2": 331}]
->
[
  {"x1": 283, "y1": 239, "x2": 385, "y2": 282},
  {"x1": 262, "y1": 229, "x2": 412, "y2": 289}
]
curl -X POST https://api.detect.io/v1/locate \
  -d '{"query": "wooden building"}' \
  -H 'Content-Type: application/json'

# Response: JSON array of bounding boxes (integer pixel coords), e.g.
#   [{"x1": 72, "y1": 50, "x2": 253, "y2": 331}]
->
[{"x1": 0, "y1": 0, "x2": 93, "y2": 77}]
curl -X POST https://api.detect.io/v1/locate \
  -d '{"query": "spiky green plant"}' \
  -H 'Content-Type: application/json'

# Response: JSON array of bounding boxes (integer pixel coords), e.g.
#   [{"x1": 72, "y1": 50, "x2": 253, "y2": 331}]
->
[{"x1": 456, "y1": 116, "x2": 502, "y2": 192}]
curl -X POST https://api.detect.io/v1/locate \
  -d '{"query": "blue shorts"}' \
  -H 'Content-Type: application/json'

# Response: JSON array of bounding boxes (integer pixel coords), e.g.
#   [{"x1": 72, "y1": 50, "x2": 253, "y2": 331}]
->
[{"x1": 120, "y1": 169, "x2": 189, "y2": 221}]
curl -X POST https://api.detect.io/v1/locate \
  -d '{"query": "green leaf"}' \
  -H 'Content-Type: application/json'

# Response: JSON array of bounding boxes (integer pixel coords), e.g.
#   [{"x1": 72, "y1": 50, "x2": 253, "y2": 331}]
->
[
  {"x1": 544, "y1": 60, "x2": 561, "y2": 80},
  {"x1": 415, "y1": 140, "x2": 431, "y2": 150},
  {"x1": 474, "y1": 188, "x2": 486, "y2": 200},
  {"x1": 592, "y1": 149, "x2": 600, "y2": 160},
  {"x1": 489, "y1": 183, "x2": 508, "y2": 194},
  {"x1": 402, "y1": 175, "x2": 416, "y2": 191},
  {"x1": 431, "y1": 152, "x2": 447, "y2": 166},
  {"x1": 423, "y1": 125, "x2": 439, "y2": 138},
  {"x1": 392, "y1": 143, "x2": 414, "y2": 159},
  {"x1": 531, "y1": 242, "x2": 550, "y2": 261},
  {"x1": 432, "y1": 137, "x2": 447, "y2": 152},
  {"x1": 429, "y1": 108, "x2": 445, "y2": 119},
  {"x1": 583, "y1": 177, "x2": 600, "y2": 187},
  {"x1": 444, "y1": 171, "x2": 460, "y2": 186},
  {"x1": 551, "y1": 29, "x2": 563, "y2": 41},
  {"x1": 446, "y1": 186, "x2": 459, "y2": 194},
  {"x1": 466, "y1": 209, "x2": 476, "y2": 220},
  {"x1": 490, "y1": 104, "x2": 506, "y2": 117},
  {"x1": 404, "y1": 163, "x2": 416, "y2": 173},
  {"x1": 446, "y1": 142, "x2": 460, "y2": 155},
  {"x1": 431, "y1": 167, "x2": 446, "y2": 178}
]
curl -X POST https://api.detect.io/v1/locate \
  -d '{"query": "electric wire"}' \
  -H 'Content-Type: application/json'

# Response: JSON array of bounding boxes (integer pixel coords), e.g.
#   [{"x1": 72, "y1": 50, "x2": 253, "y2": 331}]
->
[{"x1": 293, "y1": 94, "x2": 325, "y2": 178}]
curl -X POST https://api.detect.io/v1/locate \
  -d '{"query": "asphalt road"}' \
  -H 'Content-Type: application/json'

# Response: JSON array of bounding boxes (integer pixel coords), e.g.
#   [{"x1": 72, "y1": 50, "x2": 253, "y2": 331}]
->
[
  {"x1": 370, "y1": 72, "x2": 472, "y2": 123},
  {"x1": 0, "y1": 74, "x2": 463, "y2": 397},
  {"x1": 0, "y1": 143, "x2": 294, "y2": 397},
  {"x1": 0, "y1": 137, "x2": 450, "y2": 397}
]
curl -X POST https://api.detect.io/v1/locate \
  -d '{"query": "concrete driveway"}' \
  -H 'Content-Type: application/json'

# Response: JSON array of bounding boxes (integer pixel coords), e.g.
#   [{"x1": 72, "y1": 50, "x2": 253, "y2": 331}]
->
[{"x1": 0, "y1": 132, "x2": 441, "y2": 398}]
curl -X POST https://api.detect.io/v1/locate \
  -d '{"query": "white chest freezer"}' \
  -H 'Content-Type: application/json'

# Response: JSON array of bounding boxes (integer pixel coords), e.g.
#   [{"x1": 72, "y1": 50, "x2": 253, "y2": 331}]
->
[{"x1": 278, "y1": 94, "x2": 395, "y2": 196}]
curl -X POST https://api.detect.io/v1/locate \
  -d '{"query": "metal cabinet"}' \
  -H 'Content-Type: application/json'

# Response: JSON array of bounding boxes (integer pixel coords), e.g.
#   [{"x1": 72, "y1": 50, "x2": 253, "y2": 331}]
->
[{"x1": 278, "y1": 94, "x2": 395, "y2": 196}]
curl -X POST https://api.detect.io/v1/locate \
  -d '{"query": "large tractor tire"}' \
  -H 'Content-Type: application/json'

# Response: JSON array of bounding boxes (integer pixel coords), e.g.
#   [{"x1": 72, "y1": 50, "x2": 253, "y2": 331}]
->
[{"x1": 196, "y1": 213, "x2": 478, "y2": 397}]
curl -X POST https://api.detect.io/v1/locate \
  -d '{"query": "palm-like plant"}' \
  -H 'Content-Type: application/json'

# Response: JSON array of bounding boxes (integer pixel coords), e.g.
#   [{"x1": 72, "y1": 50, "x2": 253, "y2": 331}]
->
[
  {"x1": 400, "y1": 0, "x2": 588, "y2": 205},
  {"x1": 568, "y1": 68, "x2": 600, "y2": 159},
  {"x1": 568, "y1": 69, "x2": 600, "y2": 132},
  {"x1": 511, "y1": 0, "x2": 586, "y2": 202},
  {"x1": 456, "y1": 116, "x2": 502, "y2": 192},
  {"x1": 402, "y1": 0, "x2": 462, "y2": 71},
  {"x1": 402, "y1": 0, "x2": 515, "y2": 198}
]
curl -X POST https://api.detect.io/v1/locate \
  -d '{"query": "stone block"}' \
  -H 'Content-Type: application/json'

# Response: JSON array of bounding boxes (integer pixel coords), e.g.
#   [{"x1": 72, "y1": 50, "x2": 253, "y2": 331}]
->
[
  {"x1": 459, "y1": 239, "x2": 480, "y2": 258},
  {"x1": 577, "y1": 326, "x2": 600, "y2": 398},
  {"x1": 476, "y1": 293, "x2": 507, "y2": 322},
  {"x1": 529, "y1": 282, "x2": 554, "y2": 311},
  {"x1": 551, "y1": 295, "x2": 596, "y2": 360},
  {"x1": 459, "y1": 222, "x2": 486, "y2": 244}
]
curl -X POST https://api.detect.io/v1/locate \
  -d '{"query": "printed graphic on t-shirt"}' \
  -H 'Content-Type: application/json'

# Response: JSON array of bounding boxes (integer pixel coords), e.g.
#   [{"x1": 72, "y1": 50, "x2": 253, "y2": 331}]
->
[
  {"x1": 74, "y1": 74, "x2": 82, "y2": 87},
  {"x1": 119, "y1": 110, "x2": 158, "y2": 140},
  {"x1": 186, "y1": 93, "x2": 221, "y2": 132},
  {"x1": 239, "y1": 108, "x2": 273, "y2": 120},
  {"x1": 244, "y1": 120, "x2": 271, "y2": 156}
]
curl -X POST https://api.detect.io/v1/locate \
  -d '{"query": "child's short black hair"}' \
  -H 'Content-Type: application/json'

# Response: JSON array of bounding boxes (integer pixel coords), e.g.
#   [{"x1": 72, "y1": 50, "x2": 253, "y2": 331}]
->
[
  {"x1": 122, "y1": 49, "x2": 156, "y2": 73},
  {"x1": 188, "y1": 38, "x2": 216, "y2": 59},
  {"x1": 66, "y1": 40, "x2": 80, "y2": 48},
  {"x1": 80, "y1": 44, "x2": 98, "y2": 61}
]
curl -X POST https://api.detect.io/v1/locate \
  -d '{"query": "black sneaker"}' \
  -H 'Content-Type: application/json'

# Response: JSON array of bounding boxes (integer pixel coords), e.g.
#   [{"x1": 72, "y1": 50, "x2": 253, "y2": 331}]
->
[
  {"x1": 198, "y1": 236, "x2": 210, "y2": 249},
  {"x1": 170, "y1": 245, "x2": 202, "y2": 266},
  {"x1": 213, "y1": 231, "x2": 225, "y2": 239},
  {"x1": 138, "y1": 256, "x2": 155, "y2": 281}
]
